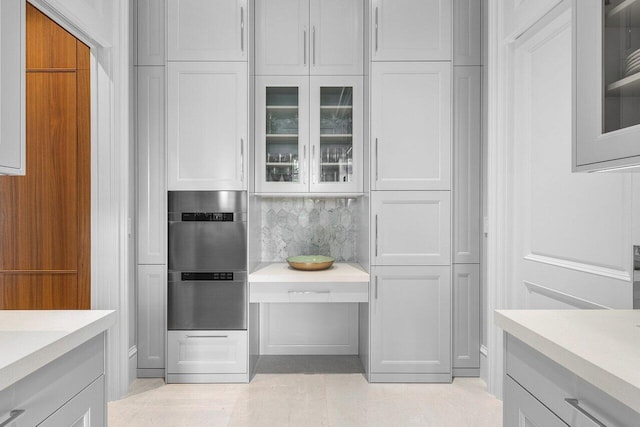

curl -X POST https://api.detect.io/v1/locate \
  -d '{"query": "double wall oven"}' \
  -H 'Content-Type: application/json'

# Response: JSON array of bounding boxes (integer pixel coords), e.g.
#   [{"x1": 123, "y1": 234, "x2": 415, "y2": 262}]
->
[{"x1": 168, "y1": 191, "x2": 247, "y2": 331}]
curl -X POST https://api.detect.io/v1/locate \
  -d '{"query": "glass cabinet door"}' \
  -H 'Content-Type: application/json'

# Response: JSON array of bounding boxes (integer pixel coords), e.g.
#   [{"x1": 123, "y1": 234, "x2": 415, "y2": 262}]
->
[
  {"x1": 575, "y1": 1, "x2": 640, "y2": 169},
  {"x1": 255, "y1": 77, "x2": 309, "y2": 192},
  {"x1": 310, "y1": 77, "x2": 363, "y2": 192},
  {"x1": 604, "y1": 0, "x2": 640, "y2": 133}
]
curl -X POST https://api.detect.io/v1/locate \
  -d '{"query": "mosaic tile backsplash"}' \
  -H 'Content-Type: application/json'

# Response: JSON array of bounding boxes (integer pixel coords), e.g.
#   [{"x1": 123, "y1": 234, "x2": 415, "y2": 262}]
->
[{"x1": 261, "y1": 198, "x2": 360, "y2": 262}]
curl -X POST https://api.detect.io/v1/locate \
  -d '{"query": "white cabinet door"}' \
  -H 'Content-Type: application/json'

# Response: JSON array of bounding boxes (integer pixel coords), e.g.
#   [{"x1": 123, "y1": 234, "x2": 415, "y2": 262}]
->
[
  {"x1": 453, "y1": 66, "x2": 481, "y2": 264},
  {"x1": 453, "y1": 0, "x2": 481, "y2": 66},
  {"x1": 0, "y1": 0, "x2": 25, "y2": 175},
  {"x1": 167, "y1": 62, "x2": 248, "y2": 190},
  {"x1": 309, "y1": 76, "x2": 363, "y2": 193},
  {"x1": 136, "y1": 0, "x2": 165, "y2": 65},
  {"x1": 309, "y1": 0, "x2": 364, "y2": 75},
  {"x1": 371, "y1": 266, "x2": 451, "y2": 375},
  {"x1": 167, "y1": 0, "x2": 247, "y2": 61},
  {"x1": 167, "y1": 330, "x2": 248, "y2": 374},
  {"x1": 372, "y1": 191, "x2": 451, "y2": 266},
  {"x1": 137, "y1": 67, "x2": 166, "y2": 264},
  {"x1": 372, "y1": 62, "x2": 451, "y2": 191},
  {"x1": 137, "y1": 265, "x2": 166, "y2": 370},
  {"x1": 574, "y1": 0, "x2": 640, "y2": 170},
  {"x1": 38, "y1": 376, "x2": 105, "y2": 427},
  {"x1": 255, "y1": 76, "x2": 310, "y2": 193},
  {"x1": 255, "y1": 0, "x2": 309, "y2": 75},
  {"x1": 453, "y1": 264, "x2": 479, "y2": 370},
  {"x1": 504, "y1": 376, "x2": 567, "y2": 427},
  {"x1": 371, "y1": 0, "x2": 451, "y2": 61}
]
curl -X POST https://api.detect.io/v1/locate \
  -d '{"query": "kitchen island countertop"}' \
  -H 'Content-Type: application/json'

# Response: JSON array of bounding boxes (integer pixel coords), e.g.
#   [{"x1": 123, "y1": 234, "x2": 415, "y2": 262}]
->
[
  {"x1": 495, "y1": 309, "x2": 640, "y2": 414},
  {"x1": 0, "y1": 310, "x2": 116, "y2": 391}
]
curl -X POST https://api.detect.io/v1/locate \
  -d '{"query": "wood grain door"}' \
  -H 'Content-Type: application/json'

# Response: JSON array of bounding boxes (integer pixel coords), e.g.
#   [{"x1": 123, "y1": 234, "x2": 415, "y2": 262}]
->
[{"x1": 0, "y1": 3, "x2": 90, "y2": 309}]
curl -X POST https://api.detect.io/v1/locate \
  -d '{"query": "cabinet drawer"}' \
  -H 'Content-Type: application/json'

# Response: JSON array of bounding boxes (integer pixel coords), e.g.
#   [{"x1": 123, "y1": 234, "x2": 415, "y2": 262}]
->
[
  {"x1": 506, "y1": 335, "x2": 640, "y2": 427},
  {"x1": 504, "y1": 375, "x2": 567, "y2": 427},
  {"x1": 167, "y1": 331, "x2": 247, "y2": 374},
  {"x1": 0, "y1": 335, "x2": 105, "y2": 427},
  {"x1": 250, "y1": 281, "x2": 368, "y2": 303}
]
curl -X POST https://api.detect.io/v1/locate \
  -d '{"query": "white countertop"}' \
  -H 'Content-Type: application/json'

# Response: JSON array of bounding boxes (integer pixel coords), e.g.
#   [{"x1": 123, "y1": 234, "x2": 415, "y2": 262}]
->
[
  {"x1": 0, "y1": 310, "x2": 116, "y2": 391},
  {"x1": 495, "y1": 309, "x2": 640, "y2": 414},
  {"x1": 249, "y1": 262, "x2": 369, "y2": 283}
]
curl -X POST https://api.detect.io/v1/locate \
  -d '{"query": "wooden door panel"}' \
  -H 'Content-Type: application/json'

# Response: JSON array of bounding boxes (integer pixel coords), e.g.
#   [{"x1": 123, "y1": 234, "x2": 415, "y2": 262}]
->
[
  {"x1": 0, "y1": 273, "x2": 77, "y2": 309},
  {"x1": 0, "y1": 5, "x2": 90, "y2": 309},
  {"x1": 26, "y1": 3, "x2": 76, "y2": 69},
  {"x1": 0, "y1": 72, "x2": 78, "y2": 271}
]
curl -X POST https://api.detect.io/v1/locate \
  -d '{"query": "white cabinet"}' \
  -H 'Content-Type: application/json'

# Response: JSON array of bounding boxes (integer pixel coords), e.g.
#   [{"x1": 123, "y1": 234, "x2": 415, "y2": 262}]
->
[
  {"x1": 136, "y1": 0, "x2": 165, "y2": 65},
  {"x1": 167, "y1": 62, "x2": 248, "y2": 190},
  {"x1": 38, "y1": 376, "x2": 105, "y2": 427},
  {"x1": 453, "y1": 66, "x2": 481, "y2": 263},
  {"x1": 137, "y1": 265, "x2": 166, "y2": 371},
  {"x1": 0, "y1": 0, "x2": 25, "y2": 175},
  {"x1": 255, "y1": 75, "x2": 363, "y2": 193},
  {"x1": 370, "y1": 266, "x2": 451, "y2": 378},
  {"x1": 453, "y1": 0, "x2": 482, "y2": 66},
  {"x1": 0, "y1": 335, "x2": 107, "y2": 427},
  {"x1": 167, "y1": 0, "x2": 248, "y2": 61},
  {"x1": 371, "y1": 62, "x2": 451, "y2": 191},
  {"x1": 255, "y1": 0, "x2": 363, "y2": 75},
  {"x1": 574, "y1": 0, "x2": 640, "y2": 171},
  {"x1": 504, "y1": 376, "x2": 567, "y2": 427},
  {"x1": 452, "y1": 264, "x2": 479, "y2": 371},
  {"x1": 137, "y1": 67, "x2": 166, "y2": 264},
  {"x1": 370, "y1": 0, "x2": 451, "y2": 61},
  {"x1": 167, "y1": 330, "x2": 247, "y2": 374},
  {"x1": 372, "y1": 191, "x2": 451, "y2": 266}
]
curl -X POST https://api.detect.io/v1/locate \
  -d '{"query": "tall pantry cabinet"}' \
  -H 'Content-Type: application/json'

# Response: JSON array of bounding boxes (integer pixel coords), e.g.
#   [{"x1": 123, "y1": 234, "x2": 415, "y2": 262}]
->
[
  {"x1": 368, "y1": 0, "x2": 482, "y2": 382},
  {"x1": 135, "y1": 0, "x2": 167, "y2": 377}
]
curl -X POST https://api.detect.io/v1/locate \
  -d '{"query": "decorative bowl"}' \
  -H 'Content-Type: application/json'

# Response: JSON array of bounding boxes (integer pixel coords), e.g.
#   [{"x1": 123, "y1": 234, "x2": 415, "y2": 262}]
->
[{"x1": 286, "y1": 255, "x2": 335, "y2": 271}]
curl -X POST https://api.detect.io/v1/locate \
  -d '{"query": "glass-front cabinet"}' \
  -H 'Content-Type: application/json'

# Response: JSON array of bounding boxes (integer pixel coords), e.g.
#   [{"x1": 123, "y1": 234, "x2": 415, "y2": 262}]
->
[
  {"x1": 255, "y1": 76, "x2": 362, "y2": 193},
  {"x1": 575, "y1": 0, "x2": 640, "y2": 170}
]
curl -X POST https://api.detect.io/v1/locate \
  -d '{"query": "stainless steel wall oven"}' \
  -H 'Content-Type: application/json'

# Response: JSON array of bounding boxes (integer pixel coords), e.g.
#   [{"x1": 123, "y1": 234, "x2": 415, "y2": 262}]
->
[{"x1": 168, "y1": 191, "x2": 247, "y2": 330}]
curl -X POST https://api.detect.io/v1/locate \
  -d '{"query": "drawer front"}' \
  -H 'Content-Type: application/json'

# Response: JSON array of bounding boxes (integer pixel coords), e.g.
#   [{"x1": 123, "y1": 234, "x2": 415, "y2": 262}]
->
[
  {"x1": 504, "y1": 375, "x2": 567, "y2": 427},
  {"x1": 506, "y1": 335, "x2": 640, "y2": 427},
  {"x1": 167, "y1": 330, "x2": 247, "y2": 374},
  {"x1": 0, "y1": 335, "x2": 105, "y2": 427},
  {"x1": 249, "y1": 282, "x2": 368, "y2": 303}
]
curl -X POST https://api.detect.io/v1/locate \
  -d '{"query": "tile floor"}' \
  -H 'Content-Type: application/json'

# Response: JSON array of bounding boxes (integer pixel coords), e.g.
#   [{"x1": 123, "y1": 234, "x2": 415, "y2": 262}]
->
[{"x1": 108, "y1": 375, "x2": 502, "y2": 426}]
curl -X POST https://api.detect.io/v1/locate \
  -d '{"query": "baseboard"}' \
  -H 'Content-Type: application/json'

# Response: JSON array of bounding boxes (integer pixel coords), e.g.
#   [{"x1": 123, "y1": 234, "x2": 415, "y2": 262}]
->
[
  {"x1": 480, "y1": 345, "x2": 489, "y2": 384},
  {"x1": 166, "y1": 373, "x2": 249, "y2": 383},
  {"x1": 453, "y1": 368, "x2": 480, "y2": 377},
  {"x1": 128, "y1": 346, "x2": 137, "y2": 387},
  {"x1": 369, "y1": 373, "x2": 452, "y2": 383},
  {"x1": 137, "y1": 368, "x2": 165, "y2": 378}
]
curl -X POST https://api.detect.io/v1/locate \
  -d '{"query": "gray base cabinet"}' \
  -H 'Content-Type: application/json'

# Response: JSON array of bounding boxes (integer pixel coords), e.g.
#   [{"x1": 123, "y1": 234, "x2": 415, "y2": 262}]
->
[
  {"x1": 505, "y1": 335, "x2": 640, "y2": 427},
  {"x1": 370, "y1": 266, "x2": 451, "y2": 380},
  {"x1": 137, "y1": 265, "x2": 166, "y2": 373},
  {"x1": 0, "y1": 335, "x2": 106, "y2": 427},
  {"x1": 504, "y1": 375, "x2": 567, "y2": 427}
]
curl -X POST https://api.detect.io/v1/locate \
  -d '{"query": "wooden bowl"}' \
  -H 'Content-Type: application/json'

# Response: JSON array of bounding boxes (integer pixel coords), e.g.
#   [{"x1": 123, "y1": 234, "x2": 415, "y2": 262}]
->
[{"x1": 286, "y1": 255, "x2": 335, "y2": 271}]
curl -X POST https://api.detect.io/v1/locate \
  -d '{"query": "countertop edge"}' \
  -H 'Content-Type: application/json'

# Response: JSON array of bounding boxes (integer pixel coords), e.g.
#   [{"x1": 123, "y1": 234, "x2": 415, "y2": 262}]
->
[
  {"x1": 249, "y1": 262, "x2": 370, "y2": 283},
  {"x1": 495, "y1": 310, "x2": 640, "y2": 414},
  {"x1": 0, "y1": 310, "x2": 116, "y2": 392}
]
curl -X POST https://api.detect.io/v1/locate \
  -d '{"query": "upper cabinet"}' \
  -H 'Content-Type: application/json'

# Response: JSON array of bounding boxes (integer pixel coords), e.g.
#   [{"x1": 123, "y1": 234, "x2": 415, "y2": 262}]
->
[
  {"x1": 371, "y1": 62, "x2": 451, "y2": 190},
  {"x1": 255, "y1": 75, "x2": 363, "y2": 193},
  {"x1": 137, "y1": 0, "x2": 166, "y2": 65},
  {"x1": 167, "y1": 62, "x2": 248, "y2": 190},
  {"x1": 167, "y1": 0, "x2": 248, "y2": 61},
  {"x1": 453, "y1": 0, "x2": 482, "y2": 66},
  {"x1": 574, "y1": 0, "x2": 640, "y2": 171},
  {"x1": 0, "y1": 0, "x2": 25, "y2": 175},
  {"x1": 255, "y1": 0, "x2": 364, "y2": 75},
  {"x1": 371, "y1": 0, "x2": 451, "y2": 61}
]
